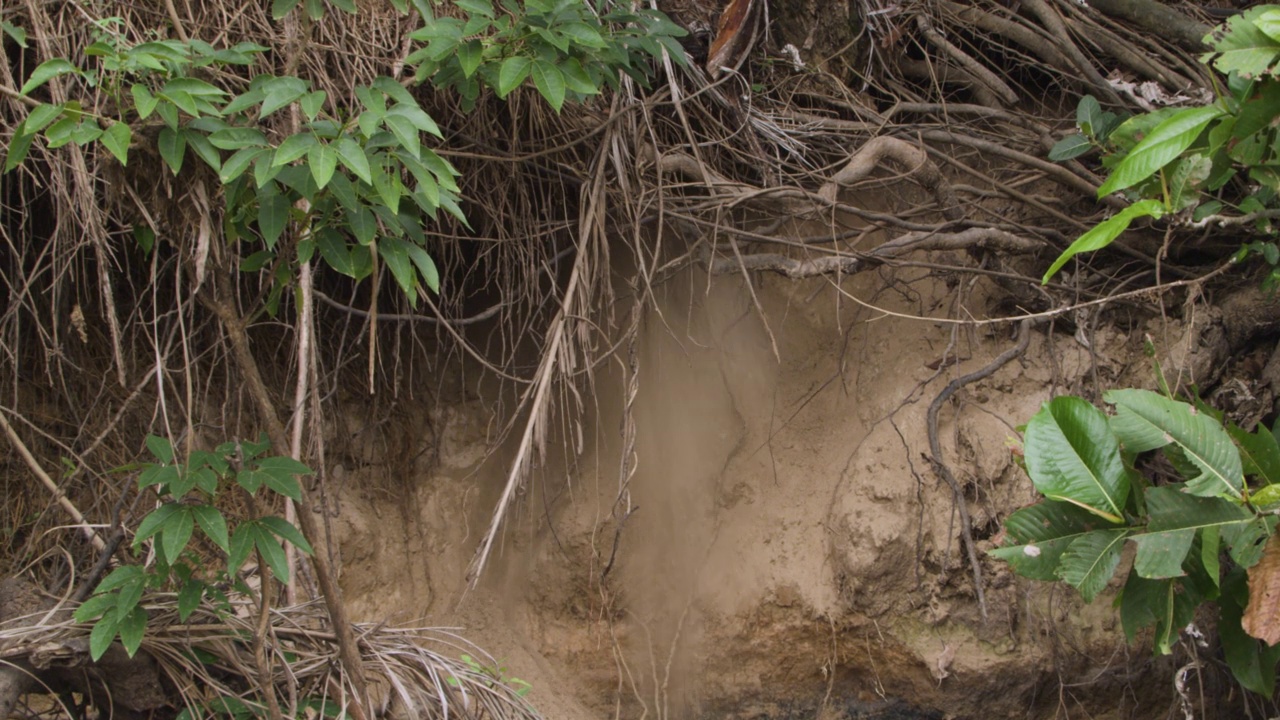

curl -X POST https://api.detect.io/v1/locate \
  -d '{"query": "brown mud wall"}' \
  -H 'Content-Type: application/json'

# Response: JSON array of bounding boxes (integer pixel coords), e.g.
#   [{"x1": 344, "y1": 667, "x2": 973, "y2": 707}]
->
[{"x1": 331, "y1": 264, "x2": 1236, "y2": 720}]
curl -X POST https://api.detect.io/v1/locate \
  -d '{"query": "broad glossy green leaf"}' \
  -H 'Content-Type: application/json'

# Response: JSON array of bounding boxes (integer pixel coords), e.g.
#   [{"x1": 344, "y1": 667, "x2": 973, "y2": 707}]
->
[
  {"x1": 219, "y1": 148, "x2": 265, "y2": 184},
  {"x1": 158, "y1": 127, "x2": 186, "y2": 175},
  {"x1": 531, "y1": 59, "x2": 566, "y2": 112},
  {"x1": 177, "y1": 578, "x2": 204, "y2": 621},
  {"x1": 403, "y1": 242, "x2": 440, "y2": 293},
  {"x1": 146, "y1": 434, "x2": 175, "y2": 463},
  {"x1": 254, "y1": 456, "x2": 311, "y2": 501},
  {"x1": 300, "y1": 90, "x2": 326, "y2": 120},
  {"x1": 1229, "y1": 422, "x2": 1280, "y2": 485},
  {"x1": 257, "y1": 183, "x2": 291, "y2": 249},
  {"x1": 1202, "y1": 7, "x2": 1280, "y2": 78},
  {"x1": 1119, "y1": 571, "x2": 1193, "y2": 654},
  {"x1": 307, "y1": 142, "x2": 338, "y2": 189},
  {"x1": 1042, "y1": 200, "x2": 1163, "y2": 283},
  {"x1": 137, "y1": 464, "x2": 179, "y2": 490},
  {"x1": 335, "y1": 136, "x2": 373, "y2": 184},
  {"x1": 184, "y1": 131, "x2": 221, "y2": 171},
  {"x1": 1058, "y1": 528, "x2": 1129, "y2": 602},
  {"x1": 1132, "y1": 528, "x2": 1195, "y2": 579},
  {"x1": 379, "y1": 236, "x2": 418, "y2": 304},
  {"x1": 1222, "y1": 515, "x2": 1277, "y2": 567},
  {"x1": 161, "y1": 507, "x2": 195, "y2": 563},
  {"x1": 317, "y1": 228, "x2": 357, "y2": 277},
  {"x1": 101, "y1": 121, "x2": 131, "y2": 166},
  {"x1": 458, "y1": 40, "x2": 483, "y2": 78},
  {"x1": 1023, "y1": 397, "x2": 1129, "y2": 522},
  {"x1": 118, "y1": 605, "x2": 147, "y2": 658},
  {"x1": 274, "y1": 133, "x2": 318, "y2": 166},
  {"x1": 191, "y1": 504, "x2": 229, "y2": 553},
  {"x1": 89, "y1": 607, "x2": 120, "y2": 661},
  {"x1": 1106, "y1": 389, "x2": 1243, "y2": 498},
  {"x1": 383, "y1": 112, "x2": 421, "y2": 160},
  {"x1": 497, "y1": 56, "x2": 532, "y2": 98},
  {"x1": 208, "y1": 128, "x2": 268, "y2": 150},
  {"x1": 228, "y1": 523, "x2": 255, "y2": 574},
  {"x1": 24, "y1": 103, "x2": 64, "y2": 135},
  {"x1": 260, "y1": 76, "x2": 309, "y2": 119},
  {"x1": 165, "y1": 78, "x2": 226, "y2": 98},
  {"x1": 20, "y1": 58, "x2": 79, "y2": 96},
  {"x1": 73, "y1": 593, "x2": 116, "y2": 623},
  {"x1": 3, "y1": 124, "x2": 34, "y2": 172},
  {"x1": 989, "y1": 501, "x2": 1106, "y2": 580},
  {"x1": 253, "y1": 524, "x2": 290, "y2": 582},
  {"x1": 1098, "y1": 106, "x2": 1224, "y2": 196},
  {"x1": 349, "y1": 206, "x2": 377, "y2": 245},
  {"x1": 258, "y1": 516, "x2": 314, "y2": 555}
]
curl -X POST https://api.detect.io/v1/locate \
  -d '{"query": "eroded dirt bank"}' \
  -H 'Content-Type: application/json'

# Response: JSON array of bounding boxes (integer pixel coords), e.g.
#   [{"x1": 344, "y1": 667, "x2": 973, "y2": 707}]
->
[{"x1": 331, "y1": 265, "x2": 1242, "y2": 719}]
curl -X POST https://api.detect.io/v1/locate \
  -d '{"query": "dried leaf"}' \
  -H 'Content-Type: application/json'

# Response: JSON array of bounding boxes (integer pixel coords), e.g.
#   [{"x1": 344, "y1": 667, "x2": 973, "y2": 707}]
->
[
  {"x1": 1243, "y1": 533, "x2": 1280, "y2": 646},
  {"x1": 706, "y1": 0, "x2": 759, "y2": 76}
]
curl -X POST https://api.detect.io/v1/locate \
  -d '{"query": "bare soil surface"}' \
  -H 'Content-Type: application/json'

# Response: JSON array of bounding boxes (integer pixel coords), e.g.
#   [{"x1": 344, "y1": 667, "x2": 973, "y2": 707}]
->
[{"x1": 329, "y1": 265, "x2": 1237, "y2": 719}]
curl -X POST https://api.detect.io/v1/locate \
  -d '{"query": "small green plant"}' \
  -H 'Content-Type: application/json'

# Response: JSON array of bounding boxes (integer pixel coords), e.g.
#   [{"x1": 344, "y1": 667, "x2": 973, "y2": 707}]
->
[
  {"x1": 449, "y1": 653, "x2": 533, "y2": 697},
  {"x1": 4, "y1": 1, "x2": 687, "y2": 315},
  {"x1": 1045, "y1": 5, "x2": 1280, "y2": 288},
  {"x1": 74, "y1": 433, "x2": 313, "y2": 661},
  {"x1": 991, "y1": 389, "x2": 1280, "y2": 694},
  {"x1": 406, "y1": 0, "x2": 688, "y2": 112}
]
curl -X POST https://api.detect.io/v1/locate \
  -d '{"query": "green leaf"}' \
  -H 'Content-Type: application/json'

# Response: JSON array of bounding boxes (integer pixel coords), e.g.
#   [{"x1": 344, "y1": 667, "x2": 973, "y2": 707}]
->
[
  {"x1": 559, "y1": 58, "x2": 599, "y2": 96},
  {"x1": 272, "y1": 0, "x2": 302, "y2": 19},
  {"x1": 1076, "y1": 95, "x2": 1104, "y2": 137},
  {"x1": 301, "y1": 90, "x2": 327, "y2": 120},
  {"x1": 274, "y1": 133, "x2": 318, "y2": 166},
  {"x1": 989, "y1": 500, "x2": 1107, "y2": 580},
  {"x1": 158, "y1": 127, "x2": 187, "y2": 175},
  {"x1": 530, "y1": 59, "x2": 566, "y2": 113},
  {"x1": 307, "y1": 142, "x2": 338, "y2": 190},
  {"x1": 184, "y1": 131, "x2": 221, "y2": 172},
  {"x1": 1202, "y1": 7, "x2": 1280, "y2": 78},
  {"x1": 177, "y1": 578, "x2": 204, "y2": 621},
  {"x1": 253, "y1": 524, "x2": 290, "y2": 582},
  {"x1": 335, "y1": 137, "x2": 373, "y2": 185},
  {"x1": 236, "y1": 468, "x2": 264, "y2": 494},
  {"x1": 208, "y1": 128, "x2": 268, "y2": 150},
  {"x1": 95, "y1": 565, "x2": 145, "y2": 595},
  {"x1": 1229, "y1": 423, "x2": 1280, "y2": 485},
  {"x1": 228, "y1": 523, "x2": 255, "y2": 574},
  {"x1": 349, "y1": 206, "x2": 377, "y2": 245},
  {"x1": 191, "y1": 504, "x2": 229, "y2": 553},
  {"x1": 155, "y1": 101, "x2": 180, "y2": 130},
  {"x1": 161, "y1": 508, "x2": 195, "y2": 564},
  {"x1": 260, "y1": 76, "x2": 309, "y2": 119},
  {"x1": 1222, "y1": 516, "x2": 1276, "y2": 567},
  {"x1": 1119, "y1": 572, "x2": 1182, "y2": 653},
  {"x1": 20, "y1": 58, "x2": 80, "y2": 96},
  {"x1": 222, "y1": 87, "x2": 266, "y2": 115},
  {"x1": 403, "y1": 242, "x2": 440, "y2": 293},
  {"x1": 257, "y1": 184, "x2": 291, "y2": 249},
  {"x1": 89, "y1": 608, "x2": 120, "y2": 661},
  {"x1": 560, "y1": 21, "x2": 607, "y2": 49},
  {"x1": 1042, "y1": 200, "x2": 1164, "y2": 283},
  {"x1": 383, "y1": 112, "x2": 421, "y2": 160},
  {"x1": 118, "y1": 606, "x2": 147, "y2": 657},
  {"x1": 372, "y1": 167, "x2": 402, "y2": 215},
  {"x1": 1023, "y1": 397, "x2": 1129, "y2": 522},
  {"x1": 4, "y1": 124, "x2": 34, "y2": 173},
  {"x1": 379, "y1": 236, "x2": 418, "y2": 304},
  {"x1": 101, "y1": 122, "x2": 131, "y2": 166},
  {"x1": 220, "y1": 148, "x2": 265, "y2": 184},
  {"x1": 258, "y1": 516, "x2": 314, "y2": 555},
  {"x1": 317, "y1": 228, "x2": 358, "y2": 277},
  {"x1": 1220, "y1": 567, "x2": 1280, "y2": 694},
  {"x1": 145, "y1": 434, "x2": 174, "y2": 464},
  {"x1": 2, "y1": 21, "x2": 28, "y2": 48},
  {"x1": 138, "y1": 464, "x2": 179, "y2": 491},
  {"x1": 254, "y1": 456, "x2": 312, "y2": 501},
  {"x1": 1058, "y1": 528, "x2": 1129, "y2": 602},
  {"x1": 1106, "y1": 389, "x2": 1244, "y2": 499},
  {"x1": 114, "y1": 566, "x2": 145, "y2": 620},
  {"x1": 164, "y1": 78, "x2": 227, "y2": 98},
  {"x1": 497, "y1": 56, "x2": 532, "y2": 98},
  {"x1": 1098, "y1": 106, "x2": 1224, "y2": 196},
  {"x1": 24, "y1": 104, "x2": 65, "y2": 135},
  {"x1": 74, "y1": 593, "x2": 117, "y2": 623},
  {"x1": 458, "y1": 40, "x2": 483, "y2": 78}
]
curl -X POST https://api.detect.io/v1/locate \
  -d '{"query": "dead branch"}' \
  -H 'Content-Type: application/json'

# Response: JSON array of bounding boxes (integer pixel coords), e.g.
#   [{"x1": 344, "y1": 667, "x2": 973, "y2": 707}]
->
[
  {"x1": 705, "y1": 228, "x2": 1042, "y2": 278},
  {"x1": 1088, "y1": 0, "x2": 1210, "y2": 51}
]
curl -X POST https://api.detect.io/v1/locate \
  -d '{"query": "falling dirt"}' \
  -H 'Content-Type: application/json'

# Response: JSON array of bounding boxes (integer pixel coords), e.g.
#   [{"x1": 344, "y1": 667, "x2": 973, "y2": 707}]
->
[{"x1": 329, "y1": 260, "x2": 1237, "y2": 719}]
